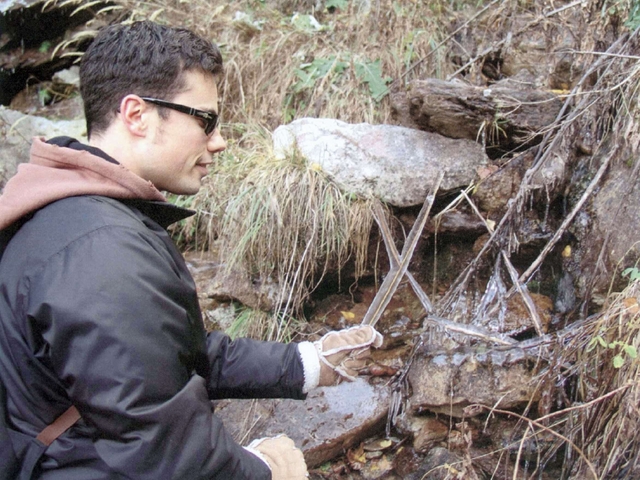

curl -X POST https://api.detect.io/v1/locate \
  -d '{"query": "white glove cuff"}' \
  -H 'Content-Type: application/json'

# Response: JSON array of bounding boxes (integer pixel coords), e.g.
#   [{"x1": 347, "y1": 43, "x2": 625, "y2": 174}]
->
[{"x1": 297, "y1": 341, "x2": 321, "y2": 393}]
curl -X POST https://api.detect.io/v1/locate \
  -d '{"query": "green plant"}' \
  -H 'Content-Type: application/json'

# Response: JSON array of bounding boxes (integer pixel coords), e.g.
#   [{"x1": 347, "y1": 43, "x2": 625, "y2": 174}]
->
[
  {"x1": 292, "y1": 55, "x2": 348, "y2": 93},
  {"x1": 325, "y1": 0, "x2": 347, "y2": 11},
  {"x1": 622, "y1": 266, "x2": 640, "y2": 281},
  {"x1": 38, "y1": 41, "x2": 52, "y2": 53},
  {"x1": 587, "y1": 336, "x2": 638, "y2": 368},
  {"x1": 290, "y1": 13, "x2": 326, "y2": 33},
  {"x1": 355, "y1": 59, "x2": 392, "y2": 101},
  {"x1": 626, "y1": 0, "x2": 640, "y2": 29},
  {"x1": 37, "y1": 87, "x2": 52, "y2": 106},
  {"x1": 290, "y1": 54, "x2": 391, "y2": 103}
]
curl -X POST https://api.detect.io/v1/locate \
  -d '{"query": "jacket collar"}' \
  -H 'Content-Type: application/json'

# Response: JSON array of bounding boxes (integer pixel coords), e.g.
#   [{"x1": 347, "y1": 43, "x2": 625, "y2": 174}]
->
[{"x1": 120, "y1": 199, "x2": 195, "y2": 228}]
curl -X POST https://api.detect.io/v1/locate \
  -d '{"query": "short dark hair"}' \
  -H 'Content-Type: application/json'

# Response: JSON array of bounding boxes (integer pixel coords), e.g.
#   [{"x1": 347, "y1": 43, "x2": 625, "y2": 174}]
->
[{"x1": 79, "y1": 21, "x2": 223, "y2": 138}]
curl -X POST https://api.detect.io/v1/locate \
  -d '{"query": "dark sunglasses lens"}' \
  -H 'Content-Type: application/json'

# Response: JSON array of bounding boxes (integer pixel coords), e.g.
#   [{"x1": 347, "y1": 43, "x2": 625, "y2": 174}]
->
[{"x1": 204, "y1": 117, "x2": 218, "y2": 135}]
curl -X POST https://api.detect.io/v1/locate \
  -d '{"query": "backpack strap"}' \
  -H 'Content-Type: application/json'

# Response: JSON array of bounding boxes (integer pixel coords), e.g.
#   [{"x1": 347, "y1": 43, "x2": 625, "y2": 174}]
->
[{"x1": 36, "y1": 406, "x2": 81, "y2": 446}]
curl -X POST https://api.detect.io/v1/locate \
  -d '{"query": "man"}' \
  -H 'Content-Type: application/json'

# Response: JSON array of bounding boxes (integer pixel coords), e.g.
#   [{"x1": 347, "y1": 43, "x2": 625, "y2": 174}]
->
[{"x1": 0, "y1": 21, "x2": 382, "y2": 479}]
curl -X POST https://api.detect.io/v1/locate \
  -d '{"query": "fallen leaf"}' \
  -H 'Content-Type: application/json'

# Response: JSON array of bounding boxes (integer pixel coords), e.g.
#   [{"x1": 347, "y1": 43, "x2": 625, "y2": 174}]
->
[
  {"x1": 376, "y1": 455, "x2": 393, "y2": 471},
  {"x1": 363, "y1": 438, "x2": 393, "y2": 451},
  {"x1": 623, "y1": 297, "x2": 639, "y2": 315},
  {"x1": 341, "y1": 311, "x2": 356, "y2": 320},
  {"x1": 347, "y1": 443, "x2": 366, "y2": 467},
  {"x1": 365, "y1": 450, "x2": 383, "y2": 459}
]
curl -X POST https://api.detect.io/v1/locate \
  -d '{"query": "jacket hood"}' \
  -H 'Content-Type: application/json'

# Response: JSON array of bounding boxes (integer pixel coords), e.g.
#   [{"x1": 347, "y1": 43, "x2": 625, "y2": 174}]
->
[{"x1": 0, "y1": 137, "x2": 166, "y2": 230}]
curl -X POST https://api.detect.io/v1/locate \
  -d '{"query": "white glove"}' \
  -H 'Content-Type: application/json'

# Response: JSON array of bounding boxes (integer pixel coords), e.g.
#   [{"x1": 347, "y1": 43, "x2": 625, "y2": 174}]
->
[
  {"x1": 314, "y1": 325, "x2": 383, "y2": 385},
  {"x1": 245, "y1": 435, "x2": 308, "y2": 479}
]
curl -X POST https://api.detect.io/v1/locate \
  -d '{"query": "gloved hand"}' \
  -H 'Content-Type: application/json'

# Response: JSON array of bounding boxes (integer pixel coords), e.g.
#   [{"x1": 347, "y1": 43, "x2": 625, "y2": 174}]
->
[
  {"x1": 314, "y1": 325, "x2": 383, "y2": 386},
  {"x1": 245, "y1": 435, "x2": 308, "y2": 479}
]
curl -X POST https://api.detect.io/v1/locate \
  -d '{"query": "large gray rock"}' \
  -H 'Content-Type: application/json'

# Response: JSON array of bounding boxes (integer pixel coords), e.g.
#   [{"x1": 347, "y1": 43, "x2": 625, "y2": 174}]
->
[
  {"x1": 273, "y1": 118, "x2": 488, "y2": 207},
  {"x1": 0, "y1": 107, "x2": 86, "y2": 189},
  {"x1": 215, "y1": 378, "x2": 391, "y2": 468}
]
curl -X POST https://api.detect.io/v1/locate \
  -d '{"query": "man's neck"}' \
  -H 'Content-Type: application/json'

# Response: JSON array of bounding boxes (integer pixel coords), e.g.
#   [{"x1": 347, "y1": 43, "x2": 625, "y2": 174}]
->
[{"x1": 89, "y1": 129, "x2": 144, "y2": 178}]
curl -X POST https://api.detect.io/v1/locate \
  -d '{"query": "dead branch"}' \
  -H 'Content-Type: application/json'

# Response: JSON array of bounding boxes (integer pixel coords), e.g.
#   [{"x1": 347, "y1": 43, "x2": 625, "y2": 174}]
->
[
  {"x1": 371, "y1": 202, "x2": 434, "y2": 313},
  {"x1": 361, "y1": 175, "x2": 442, "y2": 327}
]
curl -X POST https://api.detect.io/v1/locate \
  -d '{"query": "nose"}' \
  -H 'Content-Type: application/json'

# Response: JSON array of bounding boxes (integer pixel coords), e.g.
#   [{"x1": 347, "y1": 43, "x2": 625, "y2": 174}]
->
[{"x1": 207, "y1": 129, "x2": 227, "y2": 154}]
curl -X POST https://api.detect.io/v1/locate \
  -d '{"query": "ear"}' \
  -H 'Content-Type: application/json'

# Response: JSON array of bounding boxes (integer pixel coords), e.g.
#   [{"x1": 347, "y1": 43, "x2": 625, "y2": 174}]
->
[{"x1": 118, "y1": 95, "x2": 151, "y2": 137}]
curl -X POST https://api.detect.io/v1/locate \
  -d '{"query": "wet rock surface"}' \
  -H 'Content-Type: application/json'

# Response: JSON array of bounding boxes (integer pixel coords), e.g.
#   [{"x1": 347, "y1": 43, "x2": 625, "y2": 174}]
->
[
  {"x1": 478, "y1": 292, "x2": 554, "y2": 337},
  {"x1": 186, "y1": 253, "x2": 559, "y2": 477},
  {"x1": 185, "y1": 252, "x2": 282, "y2": 313},
  {"x1": 407, "y1": 345, "x2": 540, "y2": 417},
  {"x1": 574, "y1": 159, "x2": 640, "y2": 295},
  {"x1": 215, "y1": 378, "x2": 391, "y2": 468}
]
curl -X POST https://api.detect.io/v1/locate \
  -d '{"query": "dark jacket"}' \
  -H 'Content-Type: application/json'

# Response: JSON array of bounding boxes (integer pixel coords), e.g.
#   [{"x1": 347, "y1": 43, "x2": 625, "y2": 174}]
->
[{"x1": 0, "y1": 138, "x2": 306, "y2": 479}]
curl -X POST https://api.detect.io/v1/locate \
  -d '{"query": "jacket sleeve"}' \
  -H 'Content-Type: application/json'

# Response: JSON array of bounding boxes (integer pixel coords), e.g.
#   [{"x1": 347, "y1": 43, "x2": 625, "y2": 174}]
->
[
  {"x1": 27, "y1": 225, "x2": 272, "y2": 479},
  {"x1": 205, "y1": 332, "x2": 307, "y2": 400}
]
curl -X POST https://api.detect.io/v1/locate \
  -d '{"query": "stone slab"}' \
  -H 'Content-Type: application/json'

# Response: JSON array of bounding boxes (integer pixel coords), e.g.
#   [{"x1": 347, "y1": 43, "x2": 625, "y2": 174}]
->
[{"x1": 215, "y1": 378, "x2": 391, "y2": 467}]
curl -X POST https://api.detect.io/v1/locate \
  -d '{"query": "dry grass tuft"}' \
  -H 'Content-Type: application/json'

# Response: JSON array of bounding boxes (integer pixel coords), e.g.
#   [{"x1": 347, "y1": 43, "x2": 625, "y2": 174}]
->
[
  {"x1": 570, "y1": 281, "x2": 640, "y2": 477},
  {"x1": 200, "y1": 143, "x2": 377, "y2": 317},
  {"x1": 226, "y1": 306, "x2": 305, "y2": 342}
]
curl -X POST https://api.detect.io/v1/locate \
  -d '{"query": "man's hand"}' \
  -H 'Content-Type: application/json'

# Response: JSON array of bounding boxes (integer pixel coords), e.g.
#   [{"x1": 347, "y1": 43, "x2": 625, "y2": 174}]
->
[
  {"x1": 314, "y1": 325, "x2": 383, "y2": 386},
  {"x1": 246, "y1": 435, "x2": 308, "y2": 479}
]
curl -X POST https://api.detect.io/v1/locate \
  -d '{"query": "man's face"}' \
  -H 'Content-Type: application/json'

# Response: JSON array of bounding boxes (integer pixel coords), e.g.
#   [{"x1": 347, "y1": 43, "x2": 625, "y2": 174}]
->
[{"x1": 143, "y1": 70, "x2": 226, "y2": 195}]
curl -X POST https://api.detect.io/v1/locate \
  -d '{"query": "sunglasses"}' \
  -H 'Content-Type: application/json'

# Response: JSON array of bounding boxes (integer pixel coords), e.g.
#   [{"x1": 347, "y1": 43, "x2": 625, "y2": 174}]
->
[{"x1": 140, "y1": 97, "x2": 219, "y2": 135}]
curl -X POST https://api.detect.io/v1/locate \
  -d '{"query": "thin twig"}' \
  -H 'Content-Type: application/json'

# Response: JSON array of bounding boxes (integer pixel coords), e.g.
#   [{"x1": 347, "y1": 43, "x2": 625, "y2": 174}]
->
[{"x1": 502, "y1": 250, "x2": 544, "y2": 335}]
